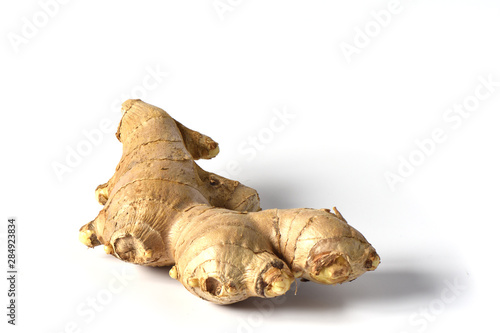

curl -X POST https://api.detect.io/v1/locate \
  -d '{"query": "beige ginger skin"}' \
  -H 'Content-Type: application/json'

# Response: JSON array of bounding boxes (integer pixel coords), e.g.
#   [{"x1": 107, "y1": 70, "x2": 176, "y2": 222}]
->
[{"x1": 79, "y1": 99, "x2": 380, "y2": 304}]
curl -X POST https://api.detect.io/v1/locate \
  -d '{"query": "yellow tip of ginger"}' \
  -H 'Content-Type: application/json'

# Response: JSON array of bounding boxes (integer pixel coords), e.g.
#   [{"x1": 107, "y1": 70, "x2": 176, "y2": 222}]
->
[
  {"x1": 265, "y1": 272, "x2": 294, "y2": 297},
  {"x1": 169, "y1": 266, "x2": 178, "y2": 280},
  {"x1": 79, "y1": 230, "x2": 94, "y2": 247},
  {"x1": 372, "y1": 255, "x2": 380, "y2": 269},
  {"x1": 104, "y1": 245, "x2": 113, "y2": 254},
  {"x1": 188, "y1": 278, "x2": 199, "y2": 288},
  {"x1": 95, "y1": 186, "x2": 109, "y2": 205},
  {"x1": 314, "y1": 255, "x2": 351, "y2": 284},
  {"x1": 366, "y1": 254, "x2": 380, "y2": 271}
]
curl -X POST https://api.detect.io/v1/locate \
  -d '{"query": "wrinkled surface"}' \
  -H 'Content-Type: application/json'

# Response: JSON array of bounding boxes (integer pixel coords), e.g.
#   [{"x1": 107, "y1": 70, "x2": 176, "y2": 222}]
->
[{"x1": 80, "y1": 99, "x2": 379, "y2": 304}]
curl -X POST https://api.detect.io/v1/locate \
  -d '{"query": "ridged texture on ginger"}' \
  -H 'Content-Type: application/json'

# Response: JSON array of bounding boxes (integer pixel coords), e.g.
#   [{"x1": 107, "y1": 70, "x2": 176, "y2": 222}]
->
[{"x1": 80, "y1": 99, "x2": 379, "y2": 304}]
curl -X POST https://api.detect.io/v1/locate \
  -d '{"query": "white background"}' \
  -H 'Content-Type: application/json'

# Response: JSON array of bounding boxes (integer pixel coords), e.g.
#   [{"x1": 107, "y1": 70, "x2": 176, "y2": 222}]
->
[{"x1": 1, "y1": 1, "x2": 499, "y2": 332}]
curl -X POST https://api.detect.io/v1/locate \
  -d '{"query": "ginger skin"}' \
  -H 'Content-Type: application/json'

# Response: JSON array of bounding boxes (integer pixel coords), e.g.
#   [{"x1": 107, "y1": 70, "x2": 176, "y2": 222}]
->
[{"x1": 79, "y1": 100, "x2": 379, "y2": 304}]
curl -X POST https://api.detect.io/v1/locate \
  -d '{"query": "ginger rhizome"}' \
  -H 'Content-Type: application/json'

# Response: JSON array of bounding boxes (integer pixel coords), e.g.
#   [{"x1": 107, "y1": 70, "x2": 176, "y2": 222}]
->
[{"x1": 79, "y1": 99, "x2": 380, "y2": 304}]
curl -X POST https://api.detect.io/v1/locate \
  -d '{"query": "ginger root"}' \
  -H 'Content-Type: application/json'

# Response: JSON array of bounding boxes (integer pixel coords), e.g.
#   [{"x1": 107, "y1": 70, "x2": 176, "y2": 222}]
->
[{"x1": 79, "y1": 100, "x2": 379, "y2": 304}]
